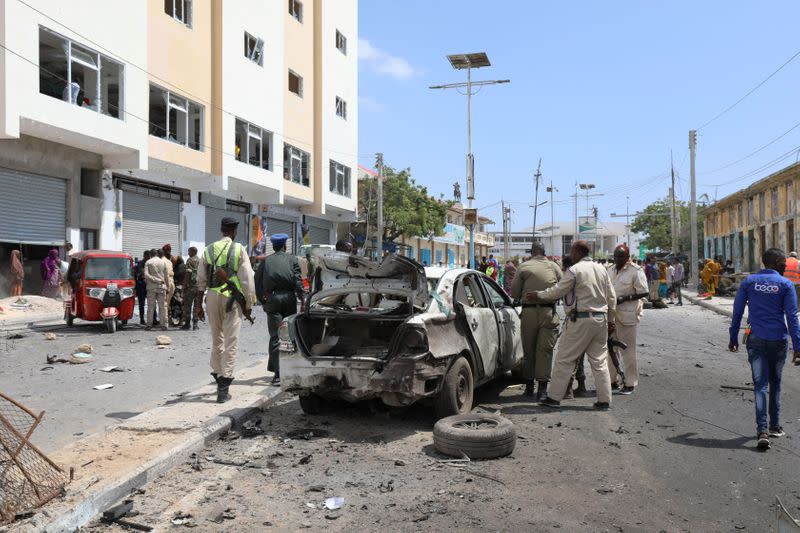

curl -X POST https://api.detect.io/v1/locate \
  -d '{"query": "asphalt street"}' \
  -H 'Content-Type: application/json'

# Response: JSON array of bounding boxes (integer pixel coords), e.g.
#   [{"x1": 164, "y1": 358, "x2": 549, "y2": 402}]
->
[
  {"x1": 0, "y1": 307, "x2": 274, "y2": 453},
  {"x1": 85, "y1": 303, "x2": 800, "y2": 532}
]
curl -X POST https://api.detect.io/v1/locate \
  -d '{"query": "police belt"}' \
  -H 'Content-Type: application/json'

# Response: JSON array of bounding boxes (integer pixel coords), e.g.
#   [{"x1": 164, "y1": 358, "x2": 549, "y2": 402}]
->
[
  {"x1": 521, "y1": 303, "x2": 555, "y2": 309},
  {"x1": 571, "y1": 311, "x2": 607, "y2": 318}
]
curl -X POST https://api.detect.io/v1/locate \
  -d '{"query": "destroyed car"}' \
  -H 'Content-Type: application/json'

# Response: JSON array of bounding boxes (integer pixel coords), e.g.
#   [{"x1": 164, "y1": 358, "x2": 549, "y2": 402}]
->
[{"x1": 279, "y1": 253, "x2": 524, "y2": 418}]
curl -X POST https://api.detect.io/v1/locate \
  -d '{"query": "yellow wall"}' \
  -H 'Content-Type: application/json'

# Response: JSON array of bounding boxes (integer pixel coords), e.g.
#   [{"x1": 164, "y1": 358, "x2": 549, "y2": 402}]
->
[
  {"x1": 283, "y1": 1, "x2": 315, "y2": 203},
  {"x1": 147, "y1": 0, "x2": 214, "y2": 174}
]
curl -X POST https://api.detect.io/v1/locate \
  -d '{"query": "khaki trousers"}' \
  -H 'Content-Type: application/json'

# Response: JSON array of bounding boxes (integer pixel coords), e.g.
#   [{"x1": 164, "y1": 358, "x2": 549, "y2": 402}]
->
[
  {"x1": 649, "y1": 280, "x2": 659, "y2": 300},
  {"x1": 609, "y1": 322, "x2": 638, "y2": 387},
  {"x1": 520, "y1": 307, "x2": 560, "y2": 381},
  {"x1": 146, "y1": 288, "x2": 166, "y2": 326},
  {"x1": 549, "y1": 315, "x2": 612, "y2": 404},
  {"x1": 206, "y1": 289, "x2": 242, "y2": 379},
  {"x1": 166, "y1": 284, "x2": 175, "y2": 321}
]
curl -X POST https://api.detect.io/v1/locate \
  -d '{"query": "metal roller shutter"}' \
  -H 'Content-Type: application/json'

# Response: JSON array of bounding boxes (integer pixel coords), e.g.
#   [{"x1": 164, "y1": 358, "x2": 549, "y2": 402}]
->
[
  {"x1": 205, "y1": 207, "x2": 249, "y2": 249},
  {"x1": 307, "y1": 224, "x2": 330, "y2": 245},
  {"x1": 0, "y1": 168, "x2": 66, "y2": 245},
  {"x1": 123, "y1": 191, "x2": 181, "y2": 257},
  {"x1": 264, "y1": 218, "x2": 295, "y2": 257}
]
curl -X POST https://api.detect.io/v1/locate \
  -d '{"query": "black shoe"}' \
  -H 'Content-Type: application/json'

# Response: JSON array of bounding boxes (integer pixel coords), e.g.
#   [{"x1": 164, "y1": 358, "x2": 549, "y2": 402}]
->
[
  {"x1": 145, "y1": 326, "x2": 153, "y2": 331},
  {"x1": 757, "y1": 432, "x2": 771, "y2": 450},
  {"x1": 594, "y1": 402, "x2": 611, "y2": 410},
  {"x1": 539, "y1": 397, "x2": 560, "y2": 408},
  {"x1": 211, "y1": 372, "x2": 218, "y2": 384},
  {"x1": 611, "y1": 382, "x2": 620, "y2": 391},
  {"x1": 217, "y1": 377, "x2": 233, "y2": 403},
  {"x1": 536, "y1": 381, "x2": 548, "y2": 401},
  {"x1": 180, "y1": 323, "x2": 191, "y2": 330},
  {"x1": 524, "y1": 381, "x2": 535, "y2": 397},
  {"x1": 193, "y1": 323, "x2": 199, "y2": 331},
  {"x1": 620, "y1": 386, "x2": 635, "y2": 395},
  {"x1": 270, "y1": 375, "x2": 281, "y2": 386},
  {"x1": 769, "y1": 427, "x2": 786, "y2": 438}
]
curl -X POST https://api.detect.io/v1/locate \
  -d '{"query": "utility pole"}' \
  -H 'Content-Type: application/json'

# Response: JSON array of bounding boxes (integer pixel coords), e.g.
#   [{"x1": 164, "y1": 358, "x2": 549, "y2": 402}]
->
[
  {"x1": 573, "y1": 182, "x2": 578, "y2": 240},
  {"x1": 625, "y1": 195, "x2": 631, "y2": 251},
  {"x1": 501, "y1": 200, "x2": 508, "y2": 261},
  {"x1": 376, "y1": 152, "x2": 384, "y2": 261},
  {"x1": 546, "y1": 183, "x2": 558, "y2": 255},
  {"x1": 689, "y1": 130, "x2": 698, "y2": 290},
  {"x1": 532, "y1": 159, "x2": 542, "y2": 243},
  {"x1": 592, "y1": 206, "x2": 600, "y2": 256},
  {"x1": 670, "y1": 151, "x2": 678, "y2": 254}
]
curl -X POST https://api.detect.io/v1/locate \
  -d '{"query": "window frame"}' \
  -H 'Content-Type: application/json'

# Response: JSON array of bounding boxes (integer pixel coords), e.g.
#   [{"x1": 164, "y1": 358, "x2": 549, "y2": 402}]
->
[
  {"x1": 165, "y1": 0, "x2": 193, "y2": 27},
  {"x1": 288, "y1": 0, "x2": 303, "y2": 23},
  {"x1": 335, "y1": 30, "x2": 347, "y2": 55},
  {"x1": 283, "y1": 143, "x2": 310, "y2": 186},
  {"x1": 39, "y1": 26, "x2": 125, "y2": 120},
  {"x1": 329, "y1": 160, "x2": 351, "y2": 197},
  {"x1": 149, "y1": 84, "x2": 204, "y2": 151},
  {"x1": 335, "y1": 96, "x2": 347, "y2": 120},
  {"x1": 288, "y1": 70, "x2": 303, "y2": 97},
  {"x1": 244, "y1": 32, "x2": 264, "y2": 66},
  {"x1": 234, "y1": 118, "x2": 273, "y2": 171}
]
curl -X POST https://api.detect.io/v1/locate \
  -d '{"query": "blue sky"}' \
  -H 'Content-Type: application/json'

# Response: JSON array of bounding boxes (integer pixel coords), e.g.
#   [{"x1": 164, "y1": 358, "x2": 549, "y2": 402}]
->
[{"x1": 357, "y1": 1, "x2": 800, "y2": 231}]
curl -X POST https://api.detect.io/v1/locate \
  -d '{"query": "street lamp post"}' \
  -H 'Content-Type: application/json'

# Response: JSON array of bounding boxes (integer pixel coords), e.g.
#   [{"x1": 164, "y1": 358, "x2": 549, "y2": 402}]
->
[{"x1": 430, "y1": 52, "x2": 509, "y2": 270}]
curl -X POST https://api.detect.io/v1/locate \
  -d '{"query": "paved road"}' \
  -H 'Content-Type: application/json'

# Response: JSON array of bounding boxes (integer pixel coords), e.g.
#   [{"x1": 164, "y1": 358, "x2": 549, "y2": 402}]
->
[
  {"x1": 87, "y1": 304, "x2": 800, "y2": 532},
  {"x1": 0, "y1": 307, "x2": 274, "y2": 452}
]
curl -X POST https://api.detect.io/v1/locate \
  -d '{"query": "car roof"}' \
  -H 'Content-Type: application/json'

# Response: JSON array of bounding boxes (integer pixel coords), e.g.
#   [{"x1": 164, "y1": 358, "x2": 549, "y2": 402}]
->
[{"x1": 424, "y1": 267, "x2": 472, "y2": 281}]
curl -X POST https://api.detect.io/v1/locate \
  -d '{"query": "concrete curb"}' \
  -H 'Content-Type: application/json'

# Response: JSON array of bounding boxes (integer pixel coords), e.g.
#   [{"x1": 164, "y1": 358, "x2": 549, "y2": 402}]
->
[
  {"x1": 37, "y1": 386, "x2": 284, "y2": 532},
  {"x1": 681, "y1": 290, "x2": 733, "y2": 318}
]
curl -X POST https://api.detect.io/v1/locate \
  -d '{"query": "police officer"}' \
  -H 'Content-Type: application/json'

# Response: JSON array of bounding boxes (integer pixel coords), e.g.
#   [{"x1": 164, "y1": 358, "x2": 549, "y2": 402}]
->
[
  {"x1": 607, "y1": 244, "x2": 649, "y2": 394},
  {"x1": 196, "y1": 217, "x2": 256, "y2": 403},
  {"x1": 529, "y1": 240, "x2": 617, "y2": 410},
  {"x1": 510, "y1": 242, "x2": 562, "y2": 400},
  {"x1": 257, "y1": 233, "x2": 304, "y2": 386}
]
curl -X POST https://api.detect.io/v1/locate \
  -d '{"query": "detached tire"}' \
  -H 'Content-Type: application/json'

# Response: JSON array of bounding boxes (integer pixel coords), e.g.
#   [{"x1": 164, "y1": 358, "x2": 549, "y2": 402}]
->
[
  {"x1": 434, "y1": 356, "x2": 474, "y2": 418},
  {"x1": 299, "y1": 393, "x2": 323, "y2": 415},
  {"x1": 433, "y1": 414, "x2": 516, "y2": 460}
]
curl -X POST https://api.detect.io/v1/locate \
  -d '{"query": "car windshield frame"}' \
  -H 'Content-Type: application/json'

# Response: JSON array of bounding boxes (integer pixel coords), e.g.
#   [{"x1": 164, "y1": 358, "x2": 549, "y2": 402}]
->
[{"x1": 83, "y1": 257, "x2": 133, "y2": 280}]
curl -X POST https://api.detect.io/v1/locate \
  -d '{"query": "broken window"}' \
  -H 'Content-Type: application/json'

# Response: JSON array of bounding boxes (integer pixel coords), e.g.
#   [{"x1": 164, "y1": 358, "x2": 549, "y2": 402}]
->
[
  {"x1": 329, "y1": 160, "x2": 351, "y2": 197},
  {"x1": 38, "y1": 27, "x2": 124, "y2": 119},
  {"x1": 165, "y1": 0, "x2": 192, "y2": 27},
  {"x1": 335, "y1": 96, "x2": 347, "y2": 120},
  {"x1": 149, "y1": 84, "x2": 203, "y2": 151},
  {"x1": 235, "y1": 118, "x2": 272, "y2": 170},
  {"x1": 288, "y1": 70, "x2": 303, "y2": 97},
  {"x1": 244, "y1": 32, "x2": 264, "y2": 66},
  {"x1": 284, "y1": 143, "x2": 310, "y2": 186},
  {"x1": 288, "y1": 0, "x2": 303, "y2": 22},
  {"x1": 336, "y1": 30, "x2": 347, "y2": 55}
]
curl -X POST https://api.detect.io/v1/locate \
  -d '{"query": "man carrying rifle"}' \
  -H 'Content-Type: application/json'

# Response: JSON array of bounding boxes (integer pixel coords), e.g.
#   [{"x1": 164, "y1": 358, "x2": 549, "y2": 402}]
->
[
  {"x1": 256, "y1": 233, "x2": 304, "y2": 386},
  {"x1": 607, "y1": 244, "x2": 649, "y2": 395},
  {"x1": 196, "y1": 217, "x2": 256, "y2": 403}
]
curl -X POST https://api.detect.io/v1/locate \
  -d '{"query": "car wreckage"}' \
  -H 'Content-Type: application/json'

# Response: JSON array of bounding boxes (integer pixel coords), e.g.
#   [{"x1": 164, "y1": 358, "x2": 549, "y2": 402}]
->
[{"x1": 279, "y1": 252, "x2": 524, "y2": 417}]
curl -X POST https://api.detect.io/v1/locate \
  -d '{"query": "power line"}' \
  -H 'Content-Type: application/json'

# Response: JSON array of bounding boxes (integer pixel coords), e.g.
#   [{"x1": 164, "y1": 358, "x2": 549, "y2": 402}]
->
[
  {"x1": 14, "y1": 0, "x2": 371, "y2": 162},
  {"x1": 704, "y1": 143, "x2": 800, "y2": 188},
  {"x1": 699, "y1": 118, "x2": 800, "y2": 175},
  {"x1": 696, "y1": 47, "x2": 800, "y2": 131}
]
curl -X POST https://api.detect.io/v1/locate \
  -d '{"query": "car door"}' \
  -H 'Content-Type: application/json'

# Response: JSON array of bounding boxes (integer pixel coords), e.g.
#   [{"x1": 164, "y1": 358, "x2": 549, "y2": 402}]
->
[
  {"x1": 479, "y1": 275, "x2": 524, "y2": 371},
  {"x1": 453, "y1": 273, "x2": 501, "y2": 379}
]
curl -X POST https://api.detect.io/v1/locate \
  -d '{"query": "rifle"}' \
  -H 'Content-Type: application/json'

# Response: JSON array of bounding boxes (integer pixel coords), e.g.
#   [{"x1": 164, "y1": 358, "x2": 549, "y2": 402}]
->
[
  {"x1": 215, "y1": 267, "x2": 255, "y2": 325},
  {"x1": 607, "y1": 336, "x2": 628, "y2": 383}
]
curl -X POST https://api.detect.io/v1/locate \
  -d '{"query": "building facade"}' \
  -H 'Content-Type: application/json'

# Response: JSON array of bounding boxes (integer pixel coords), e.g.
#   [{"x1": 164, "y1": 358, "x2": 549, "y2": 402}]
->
[
  {"x1": 0, "y1": 0, "x2": 357, "y2": 289},
  {"x1": 703, "y1": 162, "x2": 800, "y2": 273},
  {"x1": 491, "y1": 220, "x2": 638, "y2": 261}
]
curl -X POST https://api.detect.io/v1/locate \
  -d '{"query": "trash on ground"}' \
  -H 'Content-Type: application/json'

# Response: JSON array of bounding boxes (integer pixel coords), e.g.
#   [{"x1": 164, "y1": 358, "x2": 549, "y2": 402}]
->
[
  {"x1": 69, "y1": 352, "x2": 94, "y2": 364},
  {"x1": 92, "y1": 384, "x2": 114, "y2": 390},
  {"x1": 100, "y1": 366, "x2": 127, "y2": 373},
  {"x1": 324, "y1": 497, "x2": 345, "y2": 510},
  {"x1": 44, "y1": 332, "x2": 56, "y2": 340},
  {"x1": 155, "y1": 335, "x2": 172, "y2": 346},
  {"x1": 73, "y1": 343, "x2": 93, "y2": 354},
  {"x1": 171, "y1": 512, "x2": 195, "y2": 527}
]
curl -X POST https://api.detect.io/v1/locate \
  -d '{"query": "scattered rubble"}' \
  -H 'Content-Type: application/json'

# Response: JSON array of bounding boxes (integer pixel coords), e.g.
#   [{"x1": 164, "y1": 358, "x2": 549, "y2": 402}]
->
[{"x1": 155, "y1": 335, "x2": 172, "y2": 346}]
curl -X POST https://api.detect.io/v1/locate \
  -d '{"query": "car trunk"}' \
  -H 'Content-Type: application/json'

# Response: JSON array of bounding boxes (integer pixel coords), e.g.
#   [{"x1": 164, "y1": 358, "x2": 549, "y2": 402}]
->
[{"x1": 294, "y1": 314, "x2": 407, "y2": 359}]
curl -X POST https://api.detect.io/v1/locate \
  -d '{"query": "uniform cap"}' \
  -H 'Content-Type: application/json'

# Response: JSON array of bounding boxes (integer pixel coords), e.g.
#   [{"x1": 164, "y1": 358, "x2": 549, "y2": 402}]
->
[
  {"x1": 270, "y1": 233, "x2": 289, "y2": 245},
  {"x1": 220, "y1": 217, "x2": 240, "y2": 230}
]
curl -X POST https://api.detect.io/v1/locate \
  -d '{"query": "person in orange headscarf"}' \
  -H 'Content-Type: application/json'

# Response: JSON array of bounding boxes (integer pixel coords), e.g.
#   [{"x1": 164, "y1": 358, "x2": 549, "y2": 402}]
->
[
  {"x1": 700, "y1": 258, "x2": 722, "y2": 296},
  {"x1": 9, "y1": 250, "x2": 24, "y2": 296}
]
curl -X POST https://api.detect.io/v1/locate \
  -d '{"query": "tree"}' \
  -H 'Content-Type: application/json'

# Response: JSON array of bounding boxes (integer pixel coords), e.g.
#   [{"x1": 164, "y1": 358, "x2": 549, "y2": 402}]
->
[
  {"x1": 631, "y1": 197, "x2": 705, "y2": 253},
  {"x1": 357, "y1": 163, "x2": 450, "y2": 244}
]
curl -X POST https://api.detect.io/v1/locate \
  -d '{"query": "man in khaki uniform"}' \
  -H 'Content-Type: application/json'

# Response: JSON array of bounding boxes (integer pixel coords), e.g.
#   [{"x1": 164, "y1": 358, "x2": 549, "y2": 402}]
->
[
  {"x1": 162, "y1": 244, "x2": 175, "y2": 325},
  {"x1": 608, "y1": 244, "x2": 649, "y2": 394},
  {"x1": 530, "y1": 240, "x2": 617, "y2": 410},
  {"x1": 196, "y1": 217, "x2": 256, "y2": 403},
  {"x1": 510, "y1": 242, "x2": 562, "y2": 400},
  {"x1": 144, "y1": 248, "x2": 169, "y2": 331}
]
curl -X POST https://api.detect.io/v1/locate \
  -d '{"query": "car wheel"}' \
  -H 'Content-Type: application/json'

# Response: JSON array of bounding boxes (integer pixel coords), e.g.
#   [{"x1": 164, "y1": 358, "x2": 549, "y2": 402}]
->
[
  {"x1": 433, "y1": 413, "x2": 516, "y2": 460},
  {"x1": 434, "y1": 356, "x2": 474, "y2": 418},
  {"x1": 299, "y1": 393, "x2": 323, "y2": 415}
]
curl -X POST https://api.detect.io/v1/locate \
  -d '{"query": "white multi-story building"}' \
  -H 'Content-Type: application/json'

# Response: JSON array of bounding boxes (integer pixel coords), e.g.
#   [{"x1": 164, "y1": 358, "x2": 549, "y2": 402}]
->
[{"x1": 0, "y1": 0, "x2": 357, "y2": 291}]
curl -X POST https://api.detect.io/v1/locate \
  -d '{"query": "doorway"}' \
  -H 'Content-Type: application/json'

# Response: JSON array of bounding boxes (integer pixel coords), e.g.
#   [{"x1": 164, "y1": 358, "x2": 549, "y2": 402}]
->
[{"x1": 787, "y1": 219, "x2": 795, "y2": 253}]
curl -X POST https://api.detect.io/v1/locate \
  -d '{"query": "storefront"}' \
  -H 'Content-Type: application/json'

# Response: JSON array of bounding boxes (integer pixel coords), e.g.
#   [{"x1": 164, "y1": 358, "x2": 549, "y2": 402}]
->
[
  {"x1": 304, "y1": 216, "x2": 333, "y2": 245},
  {"x1": 201, "y1": 193, "x2": 250, "y2": 249},
  {"x1": 117, "y1": 177, "x2": 187, "y2": 258}
]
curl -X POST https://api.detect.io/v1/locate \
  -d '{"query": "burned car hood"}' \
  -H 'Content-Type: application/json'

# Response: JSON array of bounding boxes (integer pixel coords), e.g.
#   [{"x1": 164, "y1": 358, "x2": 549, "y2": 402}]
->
[{"x1": 309, "y1": 252, "x2": 429, "y2": 310}]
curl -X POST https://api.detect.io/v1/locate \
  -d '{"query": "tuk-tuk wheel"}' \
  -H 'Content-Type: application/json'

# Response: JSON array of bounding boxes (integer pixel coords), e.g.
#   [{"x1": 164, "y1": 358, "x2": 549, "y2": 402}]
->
[
  {"x1": 104, "y1": 318, "x2": 116, "y2": 334},
  {"x1": 65, "y1": 312, "x2": 74, "y2": 327}
]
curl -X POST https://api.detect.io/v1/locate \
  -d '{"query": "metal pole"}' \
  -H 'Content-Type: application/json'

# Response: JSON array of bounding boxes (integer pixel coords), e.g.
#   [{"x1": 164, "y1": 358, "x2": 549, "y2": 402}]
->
[
  {"x1": 573, "y1": 182, "x2": 578, "y2": 240},
  {"x1": 625, "y1": 195, "x2": 631, "y2": 250},
  {"x1": 671, "y1": 151, "x2": 678, "y2": 254},
  {"x1": 377, "y1": 152, "x2": 384, "y2": 261},
  {"x1": 550, "y1": 183, "x2": 555, "y2": 255},
  {"x1": 532, "y1": 159, "x2": 541, "y2": 244},
  {"x1": 689, "y1": 130, "x2": 699, "y2": 290},
  {"x1": 466, "y1": 65, "x2": 475, "y2": 270}
]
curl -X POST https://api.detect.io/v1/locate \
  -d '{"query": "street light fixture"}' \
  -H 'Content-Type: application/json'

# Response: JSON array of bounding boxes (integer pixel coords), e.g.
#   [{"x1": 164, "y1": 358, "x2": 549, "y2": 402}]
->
[{"x1": 430, "y1": 52, "x2": 510, "y2": 269}]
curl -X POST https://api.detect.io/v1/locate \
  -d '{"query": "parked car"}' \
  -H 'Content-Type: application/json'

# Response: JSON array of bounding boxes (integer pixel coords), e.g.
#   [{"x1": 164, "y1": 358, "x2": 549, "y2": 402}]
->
[{"x1": 279, "y1": 252, "x2": 524, "y2": 417}]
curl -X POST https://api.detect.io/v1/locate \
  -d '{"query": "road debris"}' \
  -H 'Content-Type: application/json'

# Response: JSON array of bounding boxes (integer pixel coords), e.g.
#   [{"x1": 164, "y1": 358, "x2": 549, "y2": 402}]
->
[
  {"x1": 324, "y1": 497, "x2": 345, "y2": 510},
  {"x1": 171, "y1": 511, "x2": 196, "y2": 527},
  {"x1": 73, "y1": 343, "x2": 93, "y2": 354},
  {"x1": 92, "y1": 384, "x2": 114, "y2": 390},
  {"x1": 394, "y1": 459, "x2": 406, "y2": 466},
  {"x1": 297, "y1": 454, "x2": 313, "y2": 465},
  {"x1": 379, "y1": 479, "x2": 395, "y2": 493},
  {"x1": 100, "y1": 366, "x2": 127, "y2": 372},
  {"x1": 307, "y1": 485, "x2": 325, "y2": 492},
  {"x1": 44, "y1": 332, "x2": 56, "y2": 340},
  {"x1": 155, "y1": 335, "x2": 172, "y2": 346},
  {"x1": 720, "y1": 385, "x2": 753, "y2": 391}
]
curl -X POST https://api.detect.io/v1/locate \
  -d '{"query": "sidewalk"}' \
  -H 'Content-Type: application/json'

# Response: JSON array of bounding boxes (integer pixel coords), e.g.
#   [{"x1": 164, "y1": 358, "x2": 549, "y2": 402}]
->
[
  {"x1": 0, "y1": 295, "x2": 65, "y2": 331},
  {"x1": 12, "y1": 362, "x2": 284, "y2": 532},
  {"x1": 681, "y1": 289, "x2": 735, "y2": 318}
]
